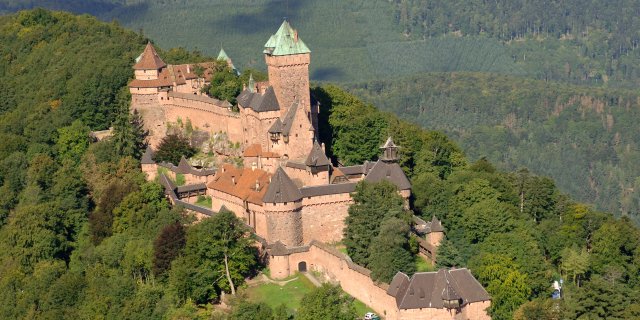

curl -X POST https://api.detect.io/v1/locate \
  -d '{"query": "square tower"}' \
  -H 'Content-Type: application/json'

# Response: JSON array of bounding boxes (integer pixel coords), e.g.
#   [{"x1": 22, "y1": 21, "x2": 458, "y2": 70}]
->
[{"x1": 264, "y1": 21, "x2": 311, "y2": 118}]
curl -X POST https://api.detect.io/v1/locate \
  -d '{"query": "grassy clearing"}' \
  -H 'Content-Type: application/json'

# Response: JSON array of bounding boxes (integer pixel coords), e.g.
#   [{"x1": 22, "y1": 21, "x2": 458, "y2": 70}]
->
[
  {"x1": 175, "y1": 173, "x2": 186, "y2": 186},
  {"x1": 244, "y1": 273, "x2": 315, "y2": 311},
  {"x1": 195, "y1": 195, "x2": 212, "y2": 208}
]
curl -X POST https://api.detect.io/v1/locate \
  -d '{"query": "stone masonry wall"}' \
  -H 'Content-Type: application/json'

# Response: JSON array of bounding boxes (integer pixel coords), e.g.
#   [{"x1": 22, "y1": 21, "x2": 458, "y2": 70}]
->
[
  {"x1": 275, "y1": 244, "x2": 401, "y2": 319},
  {"x1": 265, "y1": 204, "x2": 303, "y2": 246},
  {"x1": 265, "y1": 53, "x2": 311, "y2": 116},
  {"x1": 284, "y1": 166, "x2": 329, "y2": 187},
  {"x1": 300, "y1": 194, "x2": 352, "y2": 244},
  {"x1": 272, "y1": 244, "x2": 491, "y2": 320}
]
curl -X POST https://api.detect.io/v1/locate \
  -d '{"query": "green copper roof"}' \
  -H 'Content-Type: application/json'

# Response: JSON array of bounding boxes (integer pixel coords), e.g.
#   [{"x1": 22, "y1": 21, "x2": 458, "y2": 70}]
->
[
  {"x1": 264, "y1": 20, "x2": 310, "y2": 56},
  {"x1": 217, "y1": 47, "x2": 230, "y2": 61},
  {"x1": 248, "y1": 73, "x2": 256, "y2": 93}
]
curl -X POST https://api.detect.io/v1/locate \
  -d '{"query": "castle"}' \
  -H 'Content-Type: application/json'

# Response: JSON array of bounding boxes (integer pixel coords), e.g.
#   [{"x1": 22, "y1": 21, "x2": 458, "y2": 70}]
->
[{"x1": 131, "y1": 20, "x2": 490, "y2": 320}]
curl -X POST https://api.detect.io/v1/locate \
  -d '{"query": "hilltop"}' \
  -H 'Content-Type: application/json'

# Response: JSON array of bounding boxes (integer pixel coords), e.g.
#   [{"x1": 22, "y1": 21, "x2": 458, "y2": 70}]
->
[{"x1": 0, "y1": 9, "x2": 639, "y2": 320}]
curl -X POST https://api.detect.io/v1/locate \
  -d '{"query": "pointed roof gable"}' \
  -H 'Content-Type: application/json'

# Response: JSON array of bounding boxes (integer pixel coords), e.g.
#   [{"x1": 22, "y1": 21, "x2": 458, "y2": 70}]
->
[
  {"x1": 305, "y1": 140, "x2": 331, "y2": 167},
  {"x1": 264, "y1": 20, "x2": 311, "y2": 56},
  {"x1": 141, "y1": 146, "x2": 155, "y2": 164},
  {"x1": 175, "y1": 157, "x2": 191, "y2": 174},
  {"x1": 387, "y1": 269, "x2": 490, "y2": 310},
  {"x1": 364, "y1": 160, "x2": 411, "y2": 190},
  {"x1": 217, "y1": 47, "x2": 230, "y2": 61},
  {"x1": 428, "y1": 215, "x2": 444, "y2": 233},
  {"x1": 263, "y1": 167, "x2": 302, "y2": 203},
  {"x1": 134, "y1": 42, "x2": 166, "y2": 70},
  {"x1": 237, "y1": 86, "x2": 280, "y2": 113}
]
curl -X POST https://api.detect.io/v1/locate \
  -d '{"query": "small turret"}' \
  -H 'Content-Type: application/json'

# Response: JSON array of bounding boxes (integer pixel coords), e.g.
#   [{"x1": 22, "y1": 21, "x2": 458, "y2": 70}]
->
[
  {"x1": 442, "y1": 272, "x2": 462, "y2": 309},
  {"x1": 217, "y1": 47, "x2": 239, "y2": 75},
  {"x1": 380, "y1": 137, "x2": 399, "y2": 162}
]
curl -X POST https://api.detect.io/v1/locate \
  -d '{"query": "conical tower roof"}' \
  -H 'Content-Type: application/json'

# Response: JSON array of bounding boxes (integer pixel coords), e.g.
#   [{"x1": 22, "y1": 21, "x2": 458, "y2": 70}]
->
[
  {"x1": 264, "y1": 20, "x2": 311, "y2": 56},
  {"x1": 134, "y1": 42, "x2": 166, "y2": 70},
  {"x1": 217, "y1": 47, "x2": 230, "y2": 61},
  {"x1": 305, "y1": 140, "x2": 330, "y2": 167},
  {"x1": 263, "y1": 167, "x2": 302, "y2": 203}
]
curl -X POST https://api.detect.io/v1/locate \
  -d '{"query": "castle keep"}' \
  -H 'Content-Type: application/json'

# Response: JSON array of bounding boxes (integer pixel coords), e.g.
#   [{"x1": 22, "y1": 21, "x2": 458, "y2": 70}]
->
[{"x1": 131, "y1": 20, "x2": 490, "y2": 320}]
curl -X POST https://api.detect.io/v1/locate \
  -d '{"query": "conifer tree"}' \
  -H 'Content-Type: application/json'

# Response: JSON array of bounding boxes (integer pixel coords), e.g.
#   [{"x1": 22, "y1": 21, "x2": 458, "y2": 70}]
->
[
  {"x1": 368, "y1": 217, "x2": 416, "y2": 283},
  {"x1": 153, "y1": 222, "x2": 186, "y2": 277},
  {"x1": 112, "y1": 93, "x2": 148, "y2": 160},
  {"x1": 343, "y1": 181, "x2": 407, "y2": 267}
]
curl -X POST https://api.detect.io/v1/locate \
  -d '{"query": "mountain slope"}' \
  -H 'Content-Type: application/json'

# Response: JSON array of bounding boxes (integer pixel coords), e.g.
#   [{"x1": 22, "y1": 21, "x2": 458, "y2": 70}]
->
[{"x1": 348, "y1": 73, "x2": 640, "y2": 220}]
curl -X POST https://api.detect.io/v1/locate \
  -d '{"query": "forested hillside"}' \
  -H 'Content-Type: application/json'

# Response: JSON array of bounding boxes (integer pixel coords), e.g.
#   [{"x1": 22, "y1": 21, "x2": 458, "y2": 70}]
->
[
  {"x1": 347, "y1": 73, "x2": 640, "y2": 221},
  {"x1": 5, "y1": 0, "x2": 640, "y2": 86},
  {"x1": 1, "y1": 8, "x2": 639, "y2": 320},
  {"x1": 315, "y1": 85, "x2": 640, "y2": 320},
  {"x1": 393, "y1": 0, "x2": 640, "y2": 86}
]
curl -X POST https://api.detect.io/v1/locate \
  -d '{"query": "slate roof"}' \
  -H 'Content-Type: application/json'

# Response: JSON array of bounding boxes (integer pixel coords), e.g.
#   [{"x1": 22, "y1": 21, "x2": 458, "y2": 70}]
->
[
  {"x1": 237, "y1": 86, "x2": 280, "y2": 112},
  {"x1": 141, "y1": 146, "x2": 155, "y2": 164},
  {"x1": 175, "y1": 157, "x2": 192, "y2": 174},
  {"x1": 134, "y1": 42, "x2": 166, "y2": 70},
  {"x1": 264, "y1": 20, "x2": 311, "y2": 56},
  {"x1": 268, "y1": 118, "x2": 284, "y2": 133},
  {"x1": 338, "y1": 161, "x2": 376, "y2": 176},
  {"x1": 262, "y1": 167, "x2": 302, "y2": 203},
  {"x1": 281, "y1": 101, "x2": 299, "y2": 135},
  {"x1": 364, "y1": 160, "x2": 411, "y2": 190},
  {"x1": 300, "y1": 182, "x2": 357, "y2": 198},
  {"x1": 305, "y1": 140, "x2": 331, "y2": 167},
  {"x1": 427, "y1": 215, "x2": 445, "y2": 233},
  {"x1": 176, "y1": 183, "x2": 207, "y2": 194},
  {"x1": 387, "y1": 269, "x2": 490, "y2": 310}
]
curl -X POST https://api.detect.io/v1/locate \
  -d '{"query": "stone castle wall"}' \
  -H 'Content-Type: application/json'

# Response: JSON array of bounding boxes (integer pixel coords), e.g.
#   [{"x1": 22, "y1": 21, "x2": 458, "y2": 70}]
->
[
  {"x1": 300, "y1": 194, "x2": 352, "y2": 243},
  {"x1": 270, "y1": 243, "x2": 490, "y2": 320},
  {"x1": 271, "y1": 243, "x2": 400, "y2": 319},
  {"x1": 284, "y1": 166, "x2": 329, "y2": 187},
  {"x1": 265, "y1": 53, "x2": 311, "y2": 116},
  {"x1": 265, "y1": 202, "x2": 304, "y2": 247}
]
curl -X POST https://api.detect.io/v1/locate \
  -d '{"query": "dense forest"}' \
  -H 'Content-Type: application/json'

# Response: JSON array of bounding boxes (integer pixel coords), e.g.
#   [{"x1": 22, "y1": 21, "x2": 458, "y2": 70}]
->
[
  {"x1": 4, "y1": 0, "x2": 640, "y2": 218},
  {"x1": 393, "y1": 0, "x2": 640, "y2": 86},
  {"x1": 347, "y1": 73, "x2": 640, "y2": 222},
  {"x1": 1, "y1": 8, "x2": 640, "y2": 320},
  {"x1": 4, "y1": 0, "x2": 640, "y2": 86},
  {"x1": 315, "y1": 85, "x2": 640, "y2": 320}
]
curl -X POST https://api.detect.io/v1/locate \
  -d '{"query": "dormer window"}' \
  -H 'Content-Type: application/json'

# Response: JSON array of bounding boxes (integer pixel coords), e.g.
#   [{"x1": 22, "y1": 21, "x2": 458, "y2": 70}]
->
[{"x1": 270, "y1": 132, "x2": 280, "y2": 141}]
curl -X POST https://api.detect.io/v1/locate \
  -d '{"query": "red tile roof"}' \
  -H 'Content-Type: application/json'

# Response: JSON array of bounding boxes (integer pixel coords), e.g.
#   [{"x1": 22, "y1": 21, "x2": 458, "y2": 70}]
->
[
  {"x1": 207, "y1": 164, "x2": 272, "y2": 205},
  {"x1": 243, "y1": 144, "x2": 280, "y2": 158},
  {"x1": 134, "y1": 42, "x2": 166, "y2": 70}
]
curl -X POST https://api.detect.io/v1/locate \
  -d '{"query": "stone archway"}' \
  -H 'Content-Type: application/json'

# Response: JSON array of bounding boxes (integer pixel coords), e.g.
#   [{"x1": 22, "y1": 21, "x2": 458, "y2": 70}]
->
[{"x1": 298, "y1": 261, "x2": 307, "y2": 272}]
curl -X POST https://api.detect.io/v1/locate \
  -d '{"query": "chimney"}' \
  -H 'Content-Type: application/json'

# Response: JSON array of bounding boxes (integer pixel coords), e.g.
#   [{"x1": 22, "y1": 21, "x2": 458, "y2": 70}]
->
[
  {"x1": 294, "y1": 30, "x2": 299, "y2": 42},
  {"x1": 251, "y1": 162, "x2": 257, "y2": 171},
  {"x1": 255, "y1": 180, "x2": 260, "y2": 190},
  {"x1": 231, "y1": 176, "x2": 236, "y2": 185},
  {"x1": 321, "y1": 143, "x2": 326, "y2": 152},
  {"x1": 187, "y1": 64, "x2": 191, "y2": 73}
]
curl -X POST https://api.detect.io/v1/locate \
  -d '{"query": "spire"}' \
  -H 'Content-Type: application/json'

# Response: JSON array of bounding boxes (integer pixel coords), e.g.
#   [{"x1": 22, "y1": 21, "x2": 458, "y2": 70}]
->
[
  {"x1": 380, "y1": 137, "x2": 399, "y2": 162},
  {"x1": 305, "y1": 140, "x2": 331, "y2": 167},
  {"x1": 442, "y1": 271, "x2": 462, "y2": 309},
  {"x1": 133, "y1": 42, "x2": 166, "y2": 70},
  {"x1": 218, "y1": 47, "x2": 239, "y2": 75},
  {"x1": 264, "y1": 20, "x2": 311, "y2": 56},
  {"x1": 262, "y1": 167, "x2": 302, "y2": 203},
  {"x1": 217, "y1": 47, "x2": 230, "y2": 61},
  {"x1": 248, "y1": 73, "x2": 256, "y2": 93}
]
